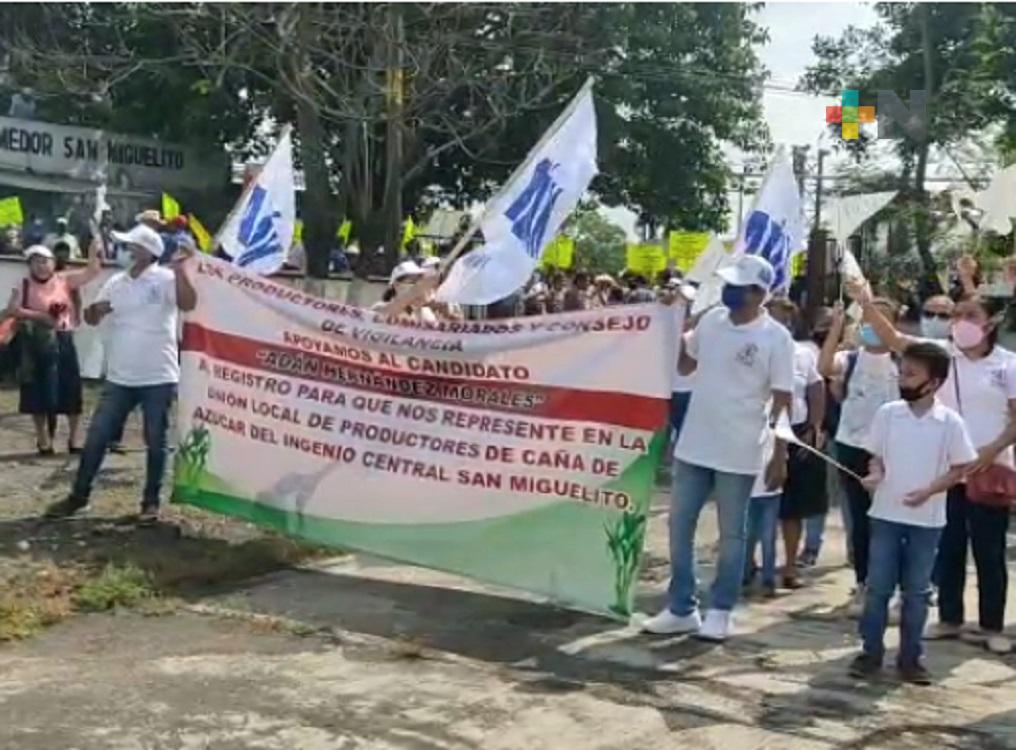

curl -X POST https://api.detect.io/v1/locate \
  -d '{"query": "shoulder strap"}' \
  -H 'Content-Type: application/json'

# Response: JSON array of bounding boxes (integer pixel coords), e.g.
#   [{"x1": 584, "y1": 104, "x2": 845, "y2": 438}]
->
[{"x1": 952, "y1": 358, "x2": 962, "y2": 415}]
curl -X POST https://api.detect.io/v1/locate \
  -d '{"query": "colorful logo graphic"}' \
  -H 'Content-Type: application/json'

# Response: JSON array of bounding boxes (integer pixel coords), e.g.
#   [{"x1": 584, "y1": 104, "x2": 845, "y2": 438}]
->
[{"x1": 826, "y1": 90, "x2": 876, "y2": 140}]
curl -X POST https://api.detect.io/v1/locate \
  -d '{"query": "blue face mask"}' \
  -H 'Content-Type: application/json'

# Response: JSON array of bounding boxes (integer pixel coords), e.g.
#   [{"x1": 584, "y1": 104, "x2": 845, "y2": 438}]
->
[
  {"x1": 858, "y1": 323, "x2": 883, "y2": 348},
  {"x1": 721, "y1": 284, "x2": 750, "y2": 311}
]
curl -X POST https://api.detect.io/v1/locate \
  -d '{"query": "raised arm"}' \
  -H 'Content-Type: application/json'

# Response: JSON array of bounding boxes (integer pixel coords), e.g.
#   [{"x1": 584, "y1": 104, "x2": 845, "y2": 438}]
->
[
  {"x1": 63, "y1": 236, "x2": 103, "y2": 290},
  {"x1": 818, "y1": 302, "x2": 846, "y2": 379},
  {"x1": 847, "y1": 279, "x2": 912, "y2": 354}
]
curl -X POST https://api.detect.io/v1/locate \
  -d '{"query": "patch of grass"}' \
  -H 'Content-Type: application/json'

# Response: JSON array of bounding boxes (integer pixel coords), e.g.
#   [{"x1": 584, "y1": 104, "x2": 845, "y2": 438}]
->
[
  {"x1": 74, "y1": 562, "x2": 155, "y2": 612},
  {"x1": 0, "y1": 566, "x2": 80, "y2": 641}
]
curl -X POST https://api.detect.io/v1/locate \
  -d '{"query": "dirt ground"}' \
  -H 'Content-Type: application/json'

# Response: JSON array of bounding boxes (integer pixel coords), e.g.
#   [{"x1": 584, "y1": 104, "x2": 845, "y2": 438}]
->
[{"x1": 1, "y1": 385, "x2": 1015, "y2": 749}]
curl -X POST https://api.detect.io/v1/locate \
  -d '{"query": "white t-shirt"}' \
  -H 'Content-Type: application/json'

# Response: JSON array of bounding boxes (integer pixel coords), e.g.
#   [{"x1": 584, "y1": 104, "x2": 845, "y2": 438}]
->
[
  {"x1": 937, "y1": 344, "x2": 1016, "y2": 468},
  {"x1": 791, "y1": 343, "x2": 822, "y2": 426},
  {"x1": 865, "y1": 400, "x2": 977, "y2": 528},
  {"x1": 671, "y1": 305, "x2": 694, "y2": 393},
  {"x1": 834, "y1": 349, "x2": 899, "y2": 449},
  {"x1": 94, "y1": 265, "x2": 180, "y2": 387},
  {"x1": 676, "y1": 308, "x2": 795, "y2": 475}
]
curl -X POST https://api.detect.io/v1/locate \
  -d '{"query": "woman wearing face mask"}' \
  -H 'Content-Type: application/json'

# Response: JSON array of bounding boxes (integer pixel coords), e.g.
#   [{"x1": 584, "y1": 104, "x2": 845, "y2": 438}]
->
[
  {"x1": 818, "y1": 297, "x2": 901, "y2": 616},
  {"x1": 919, "y1": 295, "x2": 955, "y2": 340},
  {"x1": 856, "y1": 284, "x2": 1016, "y2": 655},
  {"x1": 4, "y1": 239, "x2": 102, "y2": 454}
]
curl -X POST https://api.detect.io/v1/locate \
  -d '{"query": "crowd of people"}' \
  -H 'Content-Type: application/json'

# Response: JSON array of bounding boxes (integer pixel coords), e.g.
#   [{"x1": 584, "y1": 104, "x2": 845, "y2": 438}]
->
[
  {"x1": 642, "y1": 252, "x2": 1015, "y2": 686},
  {"x1": 1, "y1": 207, "x2": 1013, "y2": 684}
]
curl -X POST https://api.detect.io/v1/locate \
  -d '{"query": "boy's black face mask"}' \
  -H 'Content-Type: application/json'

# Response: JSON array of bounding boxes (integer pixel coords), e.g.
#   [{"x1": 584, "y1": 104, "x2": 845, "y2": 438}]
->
[{"x1": 899, "y1": 380, "x2": 932, "y2": 403}]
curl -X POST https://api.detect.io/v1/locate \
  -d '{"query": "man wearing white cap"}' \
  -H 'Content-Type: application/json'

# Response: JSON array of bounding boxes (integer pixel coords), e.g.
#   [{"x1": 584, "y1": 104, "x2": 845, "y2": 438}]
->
[
  {"x1": 644, "y1": 254, "x2": 794, "y2": 642},
  {"x1": 44, "y1": 223, "x2": 197, "y2": 523},
  {"x1": 372, "y1": 260, "x2": 440, "y2": 323}
]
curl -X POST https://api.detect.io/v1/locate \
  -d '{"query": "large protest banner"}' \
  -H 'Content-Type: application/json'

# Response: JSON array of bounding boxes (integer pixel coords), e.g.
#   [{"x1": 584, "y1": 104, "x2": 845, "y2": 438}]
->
[{"x1": 173, "y1": 257, "x2": 675, "y2": 618}]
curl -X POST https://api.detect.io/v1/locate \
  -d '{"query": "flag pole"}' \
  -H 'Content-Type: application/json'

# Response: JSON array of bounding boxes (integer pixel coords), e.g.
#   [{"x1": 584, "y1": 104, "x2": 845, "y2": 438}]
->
[
  {"x1": 213, "y1": 124, "x2": 294, "y2": 253},
  {"x1": 438, "y1": 77, "x2": 596, "y2": 273}
]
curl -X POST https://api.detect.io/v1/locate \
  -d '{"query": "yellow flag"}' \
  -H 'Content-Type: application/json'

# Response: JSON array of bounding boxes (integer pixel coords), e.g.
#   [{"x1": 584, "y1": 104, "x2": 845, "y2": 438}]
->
[
  {"x1": 337, "y1": 218, "x2": 353, "y2": 243},
  {"x1": 668, "y1": 231, "x2": 710, "y2": 272},
  {"x1": 0, "y1": 196, "x2": 23, "y2": 226},
  {"x1": 188, "y1": 214, "x2": 212, "y2": 253},
  {"x1": 402, "y1": 216, "x2": 417, "y2": 249},
  {"x1": 791, "y1": 252, "x2": 806, "y2": 277},
  {"x1": 540, "y1": 236, "x2": 575, "y2": 270},
  {"x1": 162, "y1": 192, "x2": 181, "y2": 220},
  {"x1": 625, "y1": 243, "x2": 666, "y2": 276}
]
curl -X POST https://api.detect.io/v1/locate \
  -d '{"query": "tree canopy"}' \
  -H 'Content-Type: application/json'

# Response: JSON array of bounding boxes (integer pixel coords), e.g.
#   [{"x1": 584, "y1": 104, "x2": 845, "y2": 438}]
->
[{"x1": 0, "y1": 3, "x2": 768, "y2": 276}]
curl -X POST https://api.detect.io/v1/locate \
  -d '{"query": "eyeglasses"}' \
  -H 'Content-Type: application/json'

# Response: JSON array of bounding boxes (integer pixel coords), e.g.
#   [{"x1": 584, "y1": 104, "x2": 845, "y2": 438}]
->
[{"x1": 922, "y1": 311, "x2": 951, "y2": 320}]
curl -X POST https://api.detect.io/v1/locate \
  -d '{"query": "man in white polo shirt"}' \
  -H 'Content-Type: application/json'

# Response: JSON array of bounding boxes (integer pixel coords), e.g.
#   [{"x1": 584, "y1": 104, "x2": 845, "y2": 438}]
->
[
  {"x1": 644, "y1": 254, "x2": 794, "y2": 641},
  {"x1": 45, "y1": 223, "x2": 197, "y2": 524}
]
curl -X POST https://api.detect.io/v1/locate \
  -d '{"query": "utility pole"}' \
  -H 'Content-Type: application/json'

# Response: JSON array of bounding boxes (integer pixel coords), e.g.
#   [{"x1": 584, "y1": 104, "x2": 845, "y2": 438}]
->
[{"x1": 805, "y1": 149, "x2": 830, "y2": 323}]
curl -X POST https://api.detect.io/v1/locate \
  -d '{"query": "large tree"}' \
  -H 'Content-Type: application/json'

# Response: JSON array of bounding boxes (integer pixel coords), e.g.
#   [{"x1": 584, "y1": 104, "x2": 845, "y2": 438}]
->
[
  {"x1": 801, "y1": 2, "x2": 1016, "y2": 289},
  {"x1": 0, "y1": 3, "x2": 768, "y2": 280}
]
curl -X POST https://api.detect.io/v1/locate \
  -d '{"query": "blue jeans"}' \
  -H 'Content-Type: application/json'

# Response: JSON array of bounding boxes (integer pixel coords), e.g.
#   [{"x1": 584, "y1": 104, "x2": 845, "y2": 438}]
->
[
  {"x1": 804, "y1": 513, "x2": 825, "y2": 555},
  {"x1": 71, "y1": 382, "x2": 176, "y2": 509},
  {"x1": 745, "y1": 495, "x2": 780, "y2": 587},
  {"x1": 859, "y1": 519, "x2": 942, "y2": 666},
  {"x1": 668, "y1": 460, "x2": 754, "y2": 615}
]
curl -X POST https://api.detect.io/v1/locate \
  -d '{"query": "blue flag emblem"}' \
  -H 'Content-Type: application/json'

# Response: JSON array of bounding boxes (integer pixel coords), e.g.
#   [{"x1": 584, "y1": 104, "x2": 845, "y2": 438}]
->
[
  {"x1": 743, "y1": 210, "x2": 791, "y2": 290},
  {"x1": 504, "y1": 158, "x2": 564, "y2": 258},
  {"x1": 235, "y1": 185, "x2": 283, "y2": 268}
]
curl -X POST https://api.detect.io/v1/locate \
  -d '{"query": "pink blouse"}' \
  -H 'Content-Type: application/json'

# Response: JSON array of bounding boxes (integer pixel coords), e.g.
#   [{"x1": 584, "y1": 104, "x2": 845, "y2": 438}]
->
[{"x1": 21, "y1": 274, "x2": 80, "y2": 331}]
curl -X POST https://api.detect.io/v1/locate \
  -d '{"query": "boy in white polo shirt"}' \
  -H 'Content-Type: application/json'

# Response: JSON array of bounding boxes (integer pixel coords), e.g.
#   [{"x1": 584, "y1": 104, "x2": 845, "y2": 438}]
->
[{"x1": 851, "y1": 342, "x2": 976, "y2": 684}]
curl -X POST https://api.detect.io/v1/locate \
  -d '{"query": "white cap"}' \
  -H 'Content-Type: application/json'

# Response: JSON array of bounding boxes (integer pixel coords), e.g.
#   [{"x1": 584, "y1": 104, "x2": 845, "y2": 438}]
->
[
  {"x1": 716, "y1": 254, "x2": 775, "y2": 290},
  {"x1": 420, "y1": 256, "x2": 441, "y2": 270},
  {"x1": 390, "y1": 260, "x2": 423, "y2": 284},
  {"x1": 24, "y1": 244, "x2": 54, "y2": 261},
  {"x1": 112, "y1": 224, "x2": 164, "y2": 258}
]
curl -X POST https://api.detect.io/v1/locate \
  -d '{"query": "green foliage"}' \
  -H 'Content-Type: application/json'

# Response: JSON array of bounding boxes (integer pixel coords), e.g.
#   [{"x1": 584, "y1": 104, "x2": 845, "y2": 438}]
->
[
  {"x1": 74, "y1": 563, "x2": 155, "y2": 612},
  {"x1": 565, "y1": 208, "x2": 627, "y2": 275},
  {"x1": 0, "y1": 3, "x2": 768, "y2": 265}
]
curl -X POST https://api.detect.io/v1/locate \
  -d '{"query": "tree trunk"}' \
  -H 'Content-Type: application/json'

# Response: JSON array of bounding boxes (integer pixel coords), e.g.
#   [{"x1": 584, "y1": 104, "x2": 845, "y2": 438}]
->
[
  {"x1": 380, "y1": 4, "x2": 404, "y2": 273},
  {"x1": 914, "y1": 3, "x2": 943, "y2": 295},
  {"x1": 290, "y1": 4, "x2": 335, "y2": 288}
]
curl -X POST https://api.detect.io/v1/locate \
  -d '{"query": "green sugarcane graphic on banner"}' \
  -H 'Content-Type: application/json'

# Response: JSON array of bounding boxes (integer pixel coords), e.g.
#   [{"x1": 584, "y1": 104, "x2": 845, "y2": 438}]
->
[
  {"x1": 176, "y1": 424, "x2": 211, "y2": 491},
  {"x1": 605, "y1": 510, "x2": 648, "y2": 616}
]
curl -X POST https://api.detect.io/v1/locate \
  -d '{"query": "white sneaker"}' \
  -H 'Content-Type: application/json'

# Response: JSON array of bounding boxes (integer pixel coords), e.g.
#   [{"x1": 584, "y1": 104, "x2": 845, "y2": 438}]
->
[
  {"x1": 696, "y1": 609, "x2": 733, "y2": 642},
  {"x1": 642, "y1": 608, "x2": 702, "y2": 635},
  {"x1": 986, "y1": 634, "x2": 1013, "y2": 655},
  {"x1": 847, "y1": 585, "x2": 866, "y2": 619}
]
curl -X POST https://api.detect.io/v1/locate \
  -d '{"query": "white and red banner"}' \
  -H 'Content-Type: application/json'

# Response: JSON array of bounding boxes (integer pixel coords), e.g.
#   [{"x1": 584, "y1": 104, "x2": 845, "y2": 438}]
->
[{"x1": 174, "y1": 257, "x2": 675, "y2": 618}]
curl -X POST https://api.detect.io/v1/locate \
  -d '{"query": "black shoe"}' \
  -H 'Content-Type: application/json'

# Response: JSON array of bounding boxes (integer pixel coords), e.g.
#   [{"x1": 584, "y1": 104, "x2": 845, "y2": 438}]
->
[
  {"x1": 848, "y1": 652, "x2": 883, "y2": 679},
  {"x1": 898, "y1": 661, "x2": 933, "y2": 686},
  {"x1": 799, "y1": 550, "x2": 818, "y2": 568},
  {"x1": 43, "y1": 497, "x2": 88, "y2": 520},
  {"x1": 108, "y1": 443, "x2": 127, "y2": 455}
]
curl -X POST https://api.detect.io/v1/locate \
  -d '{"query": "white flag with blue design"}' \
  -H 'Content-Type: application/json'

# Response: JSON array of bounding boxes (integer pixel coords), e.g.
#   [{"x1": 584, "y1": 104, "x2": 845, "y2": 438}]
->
[
  {"x1": 734, "y1": 147, "x2": 804, "y2": 291},
  {"x1": 437, "y1": 81, "x2": 598, "y2": 305},
  {"x1": 219, "y1": 127, "x2": 295, "y2": 276}
]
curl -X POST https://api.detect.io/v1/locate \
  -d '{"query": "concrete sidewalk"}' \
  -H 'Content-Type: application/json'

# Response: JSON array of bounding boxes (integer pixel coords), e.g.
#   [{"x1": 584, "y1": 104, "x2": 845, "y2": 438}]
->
[{"x1": 1, "y1": 478, "x2": 1014, "y2": 749}]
